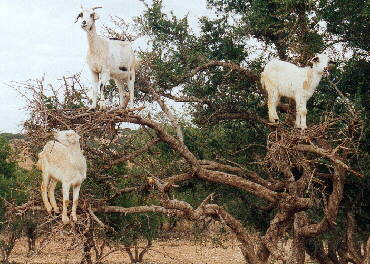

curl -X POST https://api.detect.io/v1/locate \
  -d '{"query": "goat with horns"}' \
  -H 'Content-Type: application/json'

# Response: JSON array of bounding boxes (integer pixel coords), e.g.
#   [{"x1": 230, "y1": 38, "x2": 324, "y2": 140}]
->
[{"x1": 75, "y1": 6, "x2": 137, "y2": 109}]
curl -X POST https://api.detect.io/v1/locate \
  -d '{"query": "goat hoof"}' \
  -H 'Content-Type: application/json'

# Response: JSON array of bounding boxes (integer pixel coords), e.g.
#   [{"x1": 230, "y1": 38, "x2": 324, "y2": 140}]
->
[
  {"x1": 295, "y1": 125, "x2": 307, "y2": 130},
  {"x1": 71, "y1": 215, "x2": 78, "y2": 222},
  {"x1": 268, "y1": 121, "x2": 279, "y2": 126},
  {"x1": 113, "y1": 106, "x2": 123, "y2": 111},
  {"x1": 46, "y1": 207, "x2": 53, "y2": 214},
  {"x1": 98, "y1": 101, "x2": 107, "y2": 109},
  {"x1": 62, "y1": 215, "x2": 70, "y2": 224}
]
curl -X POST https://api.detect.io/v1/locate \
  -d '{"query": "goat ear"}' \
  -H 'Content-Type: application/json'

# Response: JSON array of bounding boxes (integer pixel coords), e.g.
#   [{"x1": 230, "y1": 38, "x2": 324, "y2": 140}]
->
[
  {"x1": 75, "y1": 12, "x2": 83, "y2": 23},
  {"x1": 311, "y1": 56, "x2": 319, "y2": 63},
  {"x1": 93, "y1": 12, "x2": 100, "y2": 20},
  {"x1": 71, "y1": 133, "x2": 81, "y2": 143},
  {"x1": 51, "y1": 129, "x2": 59, "y2": 138},
  {"x1": 71, "y1": 131, "x2": 80, "y2": 139}
]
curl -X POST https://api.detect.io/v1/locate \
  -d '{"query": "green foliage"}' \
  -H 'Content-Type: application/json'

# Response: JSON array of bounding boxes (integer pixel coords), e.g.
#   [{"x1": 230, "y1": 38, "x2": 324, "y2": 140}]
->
[
  {"x1": 103, "y1": 193, "x2": 161, "y2": 245},
  {"x1": 140, "y1": 0, "x2": 190, "y2": 45},
  {"x1": 0, "y1": 218, "x2": 24, "y2": 263},
  {"x1": 207, "y1": 0, "x2": 325, "y2": 59},
  {"x1": 0, "y1": 133, "x2": 25, "y2": 141},
  {"x1": 319, "y1": 0, "x2": 370, "y2": 51},
  {"x1": 0, "y1": 136, "x2": 34, "y2": 263},
  {"x1": 198, "y1": 16, "x2": 247, "y2": 62},
  {"x1": 0, "y1": 137, "x2": 16, "y2": 179},
  {"x1": 0, "y1": 136, "x2": 30, "y2": 221},
  {"x1": 42, "y1": 94, "x2": 59, "y2": 109}
]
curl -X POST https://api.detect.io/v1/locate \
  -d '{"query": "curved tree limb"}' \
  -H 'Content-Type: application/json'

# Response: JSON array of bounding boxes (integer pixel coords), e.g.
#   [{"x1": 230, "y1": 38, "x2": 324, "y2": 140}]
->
[
  {"x1": 298, "y1": 165, "x2": 345, "y2": 237},
  {"x1": 95, "y1": 196, "x2": 263, "y2": 264}
]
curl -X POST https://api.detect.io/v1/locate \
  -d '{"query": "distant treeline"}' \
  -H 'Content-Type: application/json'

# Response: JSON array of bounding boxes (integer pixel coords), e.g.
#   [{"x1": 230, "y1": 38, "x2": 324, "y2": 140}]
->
[{"x1": 0, "y1": 133, "x2": 26, "y2": 141}]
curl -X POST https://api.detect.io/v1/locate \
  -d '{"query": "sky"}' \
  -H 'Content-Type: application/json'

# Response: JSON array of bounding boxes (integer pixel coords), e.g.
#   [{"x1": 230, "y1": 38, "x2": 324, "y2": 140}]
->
[{"x1": 0, "y1": 0, "x2": 212, "y2": 133}]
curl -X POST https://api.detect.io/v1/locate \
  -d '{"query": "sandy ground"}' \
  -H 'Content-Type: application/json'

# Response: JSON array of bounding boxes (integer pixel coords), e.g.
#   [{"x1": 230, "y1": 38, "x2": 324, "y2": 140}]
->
[{"x1": 10, "y1": 236, "x2": 245, "y2": 264}]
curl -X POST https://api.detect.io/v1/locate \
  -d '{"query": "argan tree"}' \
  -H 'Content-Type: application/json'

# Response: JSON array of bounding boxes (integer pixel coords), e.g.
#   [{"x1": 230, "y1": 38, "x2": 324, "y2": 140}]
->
[{"x1": 10, "y1": 0, "x2": 369, "y2": 263}]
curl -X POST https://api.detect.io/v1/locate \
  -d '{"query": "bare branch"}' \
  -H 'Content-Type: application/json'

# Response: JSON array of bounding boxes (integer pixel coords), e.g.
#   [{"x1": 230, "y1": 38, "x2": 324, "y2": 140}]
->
[
  {"x1": 294, "y1": 144, "x2": 363, "y2": 178},
  {"x1": 199, "y1": 160, "x2": 285, "y2": 191},
  {"x1": 95, "y1": 205, "x2": 186, "y2": 217},
  {"x1": 88, "y1": 207, "x2": 106, "y2": 228},
  {"x1": 328, "y1": 79, "x2": 356, "y2": 116}
]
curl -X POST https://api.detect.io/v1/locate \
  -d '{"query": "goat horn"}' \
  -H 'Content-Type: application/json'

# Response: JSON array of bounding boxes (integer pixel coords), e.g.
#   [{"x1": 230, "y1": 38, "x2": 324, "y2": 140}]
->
[
  {"x1": 74, "y1": 12, "x2": 83, "y2": 23},
  {"x1": 92, "y1": 6, "x2": 102, "y2": 10}
]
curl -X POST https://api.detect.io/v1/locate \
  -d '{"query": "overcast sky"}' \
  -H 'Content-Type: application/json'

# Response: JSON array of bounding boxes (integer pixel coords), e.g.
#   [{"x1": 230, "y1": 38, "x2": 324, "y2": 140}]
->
[{"x1": 0, "y1": 0, "x2": 212, "y2": 133}]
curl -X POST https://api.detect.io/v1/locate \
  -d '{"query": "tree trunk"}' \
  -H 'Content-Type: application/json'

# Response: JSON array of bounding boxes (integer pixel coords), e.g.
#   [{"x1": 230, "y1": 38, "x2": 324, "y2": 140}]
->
[
  {"x1": 80, "y1": 230, "x2": 94, "y2": 264},
  {"x1": 291, "y1": 212, "x2": 306, "y2": 264}
]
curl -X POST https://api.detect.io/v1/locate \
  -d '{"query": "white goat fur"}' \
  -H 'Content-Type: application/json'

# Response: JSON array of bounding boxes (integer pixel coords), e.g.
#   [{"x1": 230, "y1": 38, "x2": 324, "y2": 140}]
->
[
  {"x1": 261, "y1": 53, "x2": 329, "y2": 129},
  {"x1": 36, "y1": 130, "x2": 86, "y2": 224},
  {"x1": 75, "y1": 6, "x2": 136, "y2": 108}
]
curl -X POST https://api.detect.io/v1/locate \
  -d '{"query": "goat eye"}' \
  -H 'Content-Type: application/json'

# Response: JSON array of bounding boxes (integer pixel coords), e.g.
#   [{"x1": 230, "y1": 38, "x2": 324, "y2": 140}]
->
[{"x1": 90, "y1": 13, "x2": 94, "y2": 18}]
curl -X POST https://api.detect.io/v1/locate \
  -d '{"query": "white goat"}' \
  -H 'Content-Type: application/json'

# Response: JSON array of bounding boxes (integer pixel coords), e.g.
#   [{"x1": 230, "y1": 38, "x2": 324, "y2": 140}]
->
[
  {"x1": 261, "y1": 53, "x2": 333, "y2": 129},
  {"x1": 75, "y1": 6, "x2": 136, "y2": 109},
  {"x1": 36, "y1": 130, "x2": 86, "y2": 224}
]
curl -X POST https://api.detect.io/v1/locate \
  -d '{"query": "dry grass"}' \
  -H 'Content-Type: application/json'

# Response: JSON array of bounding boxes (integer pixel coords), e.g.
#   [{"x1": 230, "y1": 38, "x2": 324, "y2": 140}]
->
[{"x1": 10, "y1": 236, "x2": 245, "y2": 264}]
